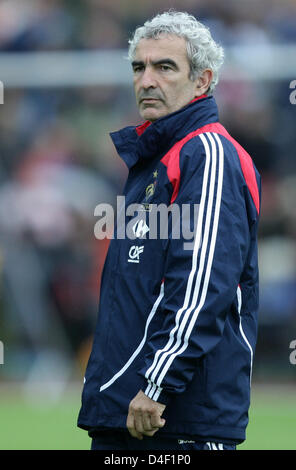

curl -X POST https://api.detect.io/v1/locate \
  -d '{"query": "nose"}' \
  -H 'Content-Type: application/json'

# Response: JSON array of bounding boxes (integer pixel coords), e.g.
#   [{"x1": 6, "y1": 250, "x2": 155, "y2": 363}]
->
[{"x1": 140, "y1": 66, "x2": 157, "y2": 89}]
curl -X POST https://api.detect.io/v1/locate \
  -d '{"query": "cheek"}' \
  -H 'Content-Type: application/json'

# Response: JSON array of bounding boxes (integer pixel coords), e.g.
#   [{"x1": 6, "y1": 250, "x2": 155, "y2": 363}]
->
[
  {"x1": 134, "y1": 78, "x2": 142, "y2": 94},
  {"x1": 175, "y1": 81, "x2": 195, "y2": 102},
  {"x1": 134, "y1": 82, "x2": 139, "y2": 97},
  {"x1": 165, "y1": 86, "x2": 185, "y2": 107}
]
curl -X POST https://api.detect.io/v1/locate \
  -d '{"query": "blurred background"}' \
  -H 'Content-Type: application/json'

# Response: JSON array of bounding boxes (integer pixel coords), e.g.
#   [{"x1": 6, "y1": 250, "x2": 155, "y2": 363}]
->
[{"x1": 0, "y1": 0, "x2": 295, "y2": 450}]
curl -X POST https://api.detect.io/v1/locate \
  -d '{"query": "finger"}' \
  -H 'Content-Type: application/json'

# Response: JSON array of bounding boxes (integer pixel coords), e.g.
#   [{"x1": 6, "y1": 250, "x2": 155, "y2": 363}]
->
[
  {"x1": 142, "y1": 411, "x2": 153, "y2": 432},
  {"x1": 134, "y1": 410, "x2": 146, "y2": 435},
  {"x1": 126, "y1": 412, "x2": 143, "y2": 440},
  {"x1": 130, "y1": 428, "x2": 143, "y2": 440}
]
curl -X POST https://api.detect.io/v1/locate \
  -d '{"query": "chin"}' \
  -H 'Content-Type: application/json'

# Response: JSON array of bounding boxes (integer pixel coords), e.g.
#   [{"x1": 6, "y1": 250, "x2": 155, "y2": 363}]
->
[{"x1": 141, "y1": 108, "x2": 166, "y2": 122}]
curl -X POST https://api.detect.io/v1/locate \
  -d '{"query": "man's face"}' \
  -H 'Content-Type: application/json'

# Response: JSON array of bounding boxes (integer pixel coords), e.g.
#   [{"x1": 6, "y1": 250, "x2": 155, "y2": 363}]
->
[{"x1": 132, "y1": 35, "x2": 200, "y2": 122}]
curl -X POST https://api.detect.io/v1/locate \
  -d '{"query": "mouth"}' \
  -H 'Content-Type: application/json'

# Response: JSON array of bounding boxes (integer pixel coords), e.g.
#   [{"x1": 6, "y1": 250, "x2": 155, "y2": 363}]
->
[
  {"x1": 140, "y1": 98, "x2": 162, "y2": 108},
  {"x1": 140, "y1": 98, "x2": 159, "y2": 103}
]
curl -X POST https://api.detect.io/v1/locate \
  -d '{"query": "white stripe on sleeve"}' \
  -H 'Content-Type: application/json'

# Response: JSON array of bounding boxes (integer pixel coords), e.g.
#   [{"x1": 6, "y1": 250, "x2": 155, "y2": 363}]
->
[
  {"x1": 237, "y1": 285, "x2": 254, "y2": 383},
  {"x1": 145, "y1": 133, "x2": 224, "y2": 396},
  {"x1": 144, "y1": 132, "x2": 212, "y2": 395}
]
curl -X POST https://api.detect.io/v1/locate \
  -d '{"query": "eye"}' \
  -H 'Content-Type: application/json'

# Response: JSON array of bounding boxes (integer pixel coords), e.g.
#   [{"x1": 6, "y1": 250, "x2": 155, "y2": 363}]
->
[
  {"x1": 133, "y1": 65, "x2": 144, "y2": 73},
  {"x1": 159, "y1": 65, "x2": 171, "y2": 72}
]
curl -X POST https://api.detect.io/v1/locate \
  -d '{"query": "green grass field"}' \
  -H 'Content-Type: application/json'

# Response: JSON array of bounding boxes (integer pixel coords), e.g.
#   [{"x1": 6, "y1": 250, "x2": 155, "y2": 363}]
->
[{"x1": 0, "y1": 383, "x2": 295, "y2": 450}]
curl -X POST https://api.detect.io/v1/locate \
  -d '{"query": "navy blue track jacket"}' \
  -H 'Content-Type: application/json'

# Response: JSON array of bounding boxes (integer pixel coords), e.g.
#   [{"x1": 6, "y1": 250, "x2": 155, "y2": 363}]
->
[{"x1": 77, "y1": 95, "x2": 261, "y2": 444}]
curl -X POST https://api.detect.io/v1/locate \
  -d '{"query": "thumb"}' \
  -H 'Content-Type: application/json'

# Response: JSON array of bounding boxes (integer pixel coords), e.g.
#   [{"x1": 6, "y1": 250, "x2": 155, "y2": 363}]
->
[{"x1": 151, "y1": 409, "x2": 166, "y2": 428}]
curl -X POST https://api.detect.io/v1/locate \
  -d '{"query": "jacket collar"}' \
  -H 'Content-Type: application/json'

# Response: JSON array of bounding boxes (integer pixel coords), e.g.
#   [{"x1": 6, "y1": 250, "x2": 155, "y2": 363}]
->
[{"x1": 110, "y1": 94, "x2": 219, "y2": 169}]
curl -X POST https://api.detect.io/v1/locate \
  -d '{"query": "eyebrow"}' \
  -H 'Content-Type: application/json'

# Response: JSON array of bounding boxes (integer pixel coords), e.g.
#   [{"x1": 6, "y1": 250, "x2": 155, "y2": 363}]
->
[{"x1": 131, "y1": 58, "x2": 179, "y2": 69}]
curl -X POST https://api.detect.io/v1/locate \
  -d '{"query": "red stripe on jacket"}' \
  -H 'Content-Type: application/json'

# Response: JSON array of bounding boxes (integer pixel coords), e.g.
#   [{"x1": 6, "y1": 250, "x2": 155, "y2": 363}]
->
[{"x1": 161, "y1": 122, "x2": 260, "y2": 214}]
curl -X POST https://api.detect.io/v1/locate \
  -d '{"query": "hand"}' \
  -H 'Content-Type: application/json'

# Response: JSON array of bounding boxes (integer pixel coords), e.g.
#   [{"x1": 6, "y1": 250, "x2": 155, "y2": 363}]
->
[{"x1": 126, "y1": 390, "x2": 166, "y2": 440}]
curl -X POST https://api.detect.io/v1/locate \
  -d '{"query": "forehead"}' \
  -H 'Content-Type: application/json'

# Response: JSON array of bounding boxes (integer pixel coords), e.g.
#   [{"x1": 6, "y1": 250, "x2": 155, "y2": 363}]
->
[{"x1": 134, "y1": 34, "x2": 189, "y2": 64}]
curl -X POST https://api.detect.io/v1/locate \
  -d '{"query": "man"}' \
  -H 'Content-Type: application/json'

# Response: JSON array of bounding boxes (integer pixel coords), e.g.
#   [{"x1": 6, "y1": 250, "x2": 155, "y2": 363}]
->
[{"x1": 77, "y1": 11, "x2": 261, "y2": 451}]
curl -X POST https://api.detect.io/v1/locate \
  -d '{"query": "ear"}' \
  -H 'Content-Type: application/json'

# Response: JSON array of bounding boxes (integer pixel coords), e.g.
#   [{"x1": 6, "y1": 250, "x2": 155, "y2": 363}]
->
[{"x1": 194, "y1": 69, "x2": 213, "y2": 97}]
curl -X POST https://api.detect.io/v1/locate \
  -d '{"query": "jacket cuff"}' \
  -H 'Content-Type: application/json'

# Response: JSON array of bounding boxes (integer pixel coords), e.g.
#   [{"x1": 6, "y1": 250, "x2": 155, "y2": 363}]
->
[{"x1": 143, "y1": 381, "x2": 172, "y2": 406}]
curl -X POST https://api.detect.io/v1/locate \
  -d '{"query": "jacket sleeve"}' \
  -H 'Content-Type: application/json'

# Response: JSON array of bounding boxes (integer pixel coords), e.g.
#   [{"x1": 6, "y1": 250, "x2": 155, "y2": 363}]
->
[{"x1": 138, "y1": 132, "x2": 260, "y2": 404}]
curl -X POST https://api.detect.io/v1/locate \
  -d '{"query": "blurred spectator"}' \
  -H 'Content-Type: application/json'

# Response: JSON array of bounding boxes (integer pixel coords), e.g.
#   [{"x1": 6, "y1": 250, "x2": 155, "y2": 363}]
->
[{"x1": 0, "y1": 0, "x2": 76, "y2": 51}]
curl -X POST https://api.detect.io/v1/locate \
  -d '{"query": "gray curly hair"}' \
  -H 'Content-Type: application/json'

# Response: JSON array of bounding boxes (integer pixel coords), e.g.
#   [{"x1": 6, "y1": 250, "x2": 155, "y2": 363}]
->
[{"x1": 128, "y1": 11, "x2": 224, "y2": 94}]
